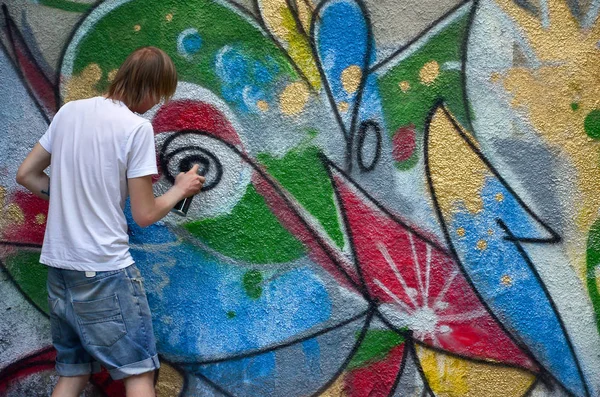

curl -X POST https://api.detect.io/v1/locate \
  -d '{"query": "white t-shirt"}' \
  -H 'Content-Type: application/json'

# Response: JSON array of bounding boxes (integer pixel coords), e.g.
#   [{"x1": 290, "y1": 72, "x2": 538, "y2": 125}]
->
[{"x1": 38, "y1": 97, "x2": 158, "y2": 271}]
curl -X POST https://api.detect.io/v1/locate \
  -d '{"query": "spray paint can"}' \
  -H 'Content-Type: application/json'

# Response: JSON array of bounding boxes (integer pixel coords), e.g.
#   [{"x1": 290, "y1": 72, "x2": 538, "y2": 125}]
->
[{"x1": 170, "y1": 161, "x2": 207, "y2": 217}]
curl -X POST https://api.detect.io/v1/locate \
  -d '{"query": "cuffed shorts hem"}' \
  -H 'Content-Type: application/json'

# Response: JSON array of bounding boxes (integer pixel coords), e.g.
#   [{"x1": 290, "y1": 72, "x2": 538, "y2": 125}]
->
[
  {"x1": 108, "y1": 354, "x2": 160, "y2": 380},
  {"x1": 55, "y1": 361, "x2": 102, "y2": 377}
]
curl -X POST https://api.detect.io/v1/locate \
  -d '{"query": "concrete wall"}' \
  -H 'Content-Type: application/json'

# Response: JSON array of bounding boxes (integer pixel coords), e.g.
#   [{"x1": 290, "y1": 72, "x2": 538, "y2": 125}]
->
[{"x1": 1, "y1": 0, "x2": 600, "y2": 395}]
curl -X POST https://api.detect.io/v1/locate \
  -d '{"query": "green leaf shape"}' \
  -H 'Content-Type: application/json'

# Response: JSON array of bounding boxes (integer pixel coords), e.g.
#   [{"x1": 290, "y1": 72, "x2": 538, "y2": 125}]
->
[
  {"x1": 378, "y1": 16, "x2": 470, "y2": 170},
  {"x1": 185, "y1": 185, "x2": 305, "y2": 263},
  {"x1": 4, "y1": 251, "x2": 48, "y2": 315},
  {"x1": 586, "y1": 217, "x2": 600, "y2": 337},
  {"x1": 67, "y1": 0, "x2": 298, "y2": 99},
  {"x1": 258, "y1": 145, "x2": 344, "y2": 248},
  {"x1": 347, "y1": 329, "x2": 405, "y2": 370}
]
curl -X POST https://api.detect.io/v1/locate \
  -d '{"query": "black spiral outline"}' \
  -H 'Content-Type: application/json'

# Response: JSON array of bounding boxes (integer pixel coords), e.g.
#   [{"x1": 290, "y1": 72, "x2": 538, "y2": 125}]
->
[{"x1": 158, "y1": 130, "x2": 224, "y2": 192}]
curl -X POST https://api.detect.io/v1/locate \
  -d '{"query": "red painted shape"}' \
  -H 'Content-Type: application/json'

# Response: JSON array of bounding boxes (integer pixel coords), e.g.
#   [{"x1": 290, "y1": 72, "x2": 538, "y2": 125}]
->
[
  {"x1": 3, "y1": 6, "x2": 57, "y2": 118},
  {"x1": 392, "y1": 125, "x2": 416, "y2": 162},
  {"x1": 344, "y1": 344, "x2": 405, "y2": 397},
  {"x1": 152, "y1": 100, "x2": 242, "y2": 148},
  {"x1": 329, "y1": 166, "x2": 537, "y2": 370},
  {"x1": 0, "y1": 347, "x2": 125, "y2": 396},
  {"x1": 1, "y1": 190, "x2": 48, "y2": 246}
]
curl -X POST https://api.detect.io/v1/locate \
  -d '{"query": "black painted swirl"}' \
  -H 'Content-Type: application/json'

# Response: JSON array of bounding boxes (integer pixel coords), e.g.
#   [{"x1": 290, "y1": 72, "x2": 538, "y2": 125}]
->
[{"x1": 158, "y1": 130, "x2": 223, "y2": 192}]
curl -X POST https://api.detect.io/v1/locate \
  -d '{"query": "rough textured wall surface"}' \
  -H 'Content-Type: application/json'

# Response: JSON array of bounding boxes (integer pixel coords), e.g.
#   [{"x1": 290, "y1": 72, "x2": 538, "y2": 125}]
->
[{"x1": 1, "y1": 0, "x2": 600, "y2": 396}]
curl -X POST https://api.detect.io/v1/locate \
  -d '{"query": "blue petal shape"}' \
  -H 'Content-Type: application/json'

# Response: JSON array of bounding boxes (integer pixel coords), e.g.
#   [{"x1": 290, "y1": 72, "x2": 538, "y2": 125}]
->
[
  {"x1": 314, "y1": 0, "x2": 370, "y2": 133},
  {"x1": 451, "y1": 177, "x2": 587, "y2": 397}
]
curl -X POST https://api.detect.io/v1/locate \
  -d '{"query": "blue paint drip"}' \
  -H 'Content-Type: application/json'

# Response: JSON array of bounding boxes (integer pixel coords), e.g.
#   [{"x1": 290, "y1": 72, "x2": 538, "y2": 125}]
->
[{"x1": 451, "y1": 177, "x2": 586, "y2": 396}]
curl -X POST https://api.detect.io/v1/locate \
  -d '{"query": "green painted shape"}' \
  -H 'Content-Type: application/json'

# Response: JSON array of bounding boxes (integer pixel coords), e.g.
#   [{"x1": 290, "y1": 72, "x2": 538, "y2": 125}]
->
[
  {"x1": 185, "y1": 185, "x2": 305, "y2": 263},
  {"x1": 242, "y1": 270, "x2": 263, "y2": 299},
  {"x1": 227, "y1": 310, "x2": 236, "y2": 319},
  {"x1": 584, "y1": 110, "x2": 600, "y2": 139},
  {"x1": 586, "y1": 217, "x2": 600, "y2": 337},
  {"x1": 69, "y1": 0, "x2": 297, "y2": 100},
  {"x1": 4, "y1": 251, "x2": 48, "y2": 315},
  {"x1": 347, "y1": 330, "x2": 405, "y2": 369},
  {"x1": 378, "y1": 17, "x2": 469, "y2": 169},
  {"x1": 40, "y1": 0, "x2": 92, "y2": 13},
  {"x1": 258, "y1": 145, "x2": 344, "y2": 248},
  {"x1": 571, "y1": 102, "x2": 580, "y2": 111}
]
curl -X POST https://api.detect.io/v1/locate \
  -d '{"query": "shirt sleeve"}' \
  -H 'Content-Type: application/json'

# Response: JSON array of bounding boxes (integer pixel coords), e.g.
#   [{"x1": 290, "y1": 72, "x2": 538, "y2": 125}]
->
[
  {"x1": 39, "y1": 119, "x2": 55, "y2": 153},
  {"x1": 126, "y1": 122, "x2": 159, "y2": 178}
]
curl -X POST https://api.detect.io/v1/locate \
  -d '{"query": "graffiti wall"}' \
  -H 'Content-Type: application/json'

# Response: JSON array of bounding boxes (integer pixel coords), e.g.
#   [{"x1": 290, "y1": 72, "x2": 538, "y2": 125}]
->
[{"x1": 1, "y1": 0, "x2": 600, "y2": 395}]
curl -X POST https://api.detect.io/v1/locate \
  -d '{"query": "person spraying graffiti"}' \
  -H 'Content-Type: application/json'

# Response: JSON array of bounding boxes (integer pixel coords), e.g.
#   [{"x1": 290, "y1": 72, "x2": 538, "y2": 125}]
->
[{"x1": 15, "y1": 47, "x2": 204, "y2": 397}]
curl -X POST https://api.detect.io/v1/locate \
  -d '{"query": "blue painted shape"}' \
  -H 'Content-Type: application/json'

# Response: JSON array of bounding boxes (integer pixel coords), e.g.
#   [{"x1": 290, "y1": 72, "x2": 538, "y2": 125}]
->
[
  {"x1": 451, "y1": 177, "x2": 586, "y2": 397},
  {"x1": 124, "y1": 211, "x2": 333, "y2": 362},
  {"x1": 214, "y1": 46, "x2": 279, "y2": 114},
  {"x1": 315, "y1": 0, "x2": 370, "y2": 130},
  {"x1": 183, "y1": 33, "x2": 202, "y2": 54}
]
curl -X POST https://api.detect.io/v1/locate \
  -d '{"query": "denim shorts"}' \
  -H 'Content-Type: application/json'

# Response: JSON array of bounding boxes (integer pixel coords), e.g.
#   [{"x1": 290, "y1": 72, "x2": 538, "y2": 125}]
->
[{"x1": 46, "y1": 264, "x2": 160, "y2": 380}]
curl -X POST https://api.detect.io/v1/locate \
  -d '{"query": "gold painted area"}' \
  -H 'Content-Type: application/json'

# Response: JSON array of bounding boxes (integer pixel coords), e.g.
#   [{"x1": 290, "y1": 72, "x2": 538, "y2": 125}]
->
[
  {"x1": 156, "y1": 363, "x2": 184, "y2": 396},
  {"x1": 417, "y1": 345, "x2": 535, "y2": 397},
  {"x1": 295, "y1": 0, "x2": 313, "y2": 33},
  {"x1": 319, "y1": 375, "x2": 346, "y2": 396},
  {"x1": 107, "y1": 69, "x2": 118, "y2": 82},
  {"x1": 456, "y1": 227, "x2": 466, "y2": 237},
  {"x1": 133, "y1": 24, "x2": 141, "y2": 32},
  {"x1": 341, "y1": 65, "x2": 362, "y2": 94},
  {"x1": 35, "y1": 213, "x2": 46, "y2": 225},
  {"x1": 338, "y1": 101, "x2": 349, "y2": 113},
  {"x1": 165, "y1": 13, "x2": 173, "y2": 22},
  {"x1": 5, "y1": 204, "x2": 24, "y2": 226},
  {"x1": 501, "y1": 274, "x2": 513, "y2": 286},
  {"x1": 399, "y1": 80, "x2": 411, "y2": 92},
  {"x1": 427, "y1": 107, "x2": 489, "y2": 215},
  {"x1": 279, "y1": 82, "x2": 309, "y2": 115},
  {"x1": 495, "y1": 193, "x2": 504, "y2": 202},
  {"x1": 260, "y1": 0, "x2": 321, "y2": 89},
  {"x1": 419, "y1": 60, "x2": 440, "y2": 85},
  {"x1": 476, "y1": 239, "x2": 487, "y2": 251},
  {"x1": 487, "y1": 229, "x2": 494, "y2": 236},
  {"x1": 64, "y1": 64, "x2": 103, "y2": 103},
  {"x1": 257, "y1": 100, "x2": 269, "y2": 112},
  {"x1": 496, "y1": 0, "x2": 600, "y2": 237}
]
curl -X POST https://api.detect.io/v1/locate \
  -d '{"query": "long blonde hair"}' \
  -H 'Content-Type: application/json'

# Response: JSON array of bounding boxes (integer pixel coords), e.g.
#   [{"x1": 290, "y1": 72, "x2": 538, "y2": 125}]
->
[{"x1": 107, "y1": 47, "x2": 177, "y2": 109}]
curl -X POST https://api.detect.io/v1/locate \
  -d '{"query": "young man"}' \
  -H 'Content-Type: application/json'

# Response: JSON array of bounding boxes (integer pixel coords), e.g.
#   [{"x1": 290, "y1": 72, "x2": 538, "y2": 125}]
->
[{"x1": 16, "y1": 47, "x2": 203, "y2": 397}]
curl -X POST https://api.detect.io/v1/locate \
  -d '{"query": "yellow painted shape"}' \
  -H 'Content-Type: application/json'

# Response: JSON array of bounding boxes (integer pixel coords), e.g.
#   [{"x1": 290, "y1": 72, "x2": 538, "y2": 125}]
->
[
  {"x1": 107, "y1": 69, "x2": 118, "y2": 82},
  {"x1": 294, "y1": 0, "x2": 313, "y2": 33},
  {"x1": 35, "y1": 213, "x2": 46, "y2": 225},
  {"x1": 399, "y1": 80, "x2": 411, "y2": 92},
  {"x1": 319, "y1": 375, "x2": 346, "y2": 397},
  {"x1": 64, "y1": 63, "x2": 103, "y2": 103},
  {"x1": 133, "y1": 24, "x2": 141, "y2": 32},
  {"x1": 165, "y1": 13, "x2": 173, "y2": 22},
  {"x1": 427, "y1": 106, "x2": 489, "y2": 215},
  {"x1": 420, "y1": 60, "x2": 440, "y2": 85},
  {"x1": 341, "y1": 65, "x2": 362, "y2": 94},
  {"x1": 257, "y1": 100, "x2": 270, "y2": 112},
  {"x1": 416, "y1": 345, "x2": 535, "y2": 397},
  {"x1": 156, "y1": 362, "x2": 185, "y2": 396},
  {"x1": 476, "y1": 239, "x2": 488, "y2": 250},
  {"x1": 259, "y1": 0, "x2": 321, "y2": 89},
  {"x1": 338, "y1": 101, "x2": 349, "y2": 113},
  {"x1": 279, "y1": 82, "x2": 310, "y2": 115},
  {"x1": 495, "y1": 0, "x2": 600, "y2": 239}
]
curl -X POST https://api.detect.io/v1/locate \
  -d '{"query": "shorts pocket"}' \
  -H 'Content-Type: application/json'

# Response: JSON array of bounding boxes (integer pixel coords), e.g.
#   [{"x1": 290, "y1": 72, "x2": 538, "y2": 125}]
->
[
  {"x1": 73, "y1": 294, "x2": 127, "y2": 347},
  {"x1": 47, "y1": 297, "x2": 62, "y2": 340}
]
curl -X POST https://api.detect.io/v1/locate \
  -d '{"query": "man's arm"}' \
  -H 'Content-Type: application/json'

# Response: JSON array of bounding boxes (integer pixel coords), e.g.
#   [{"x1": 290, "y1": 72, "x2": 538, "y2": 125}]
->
[
  {"x1": 128, "y1": 164, "x2": 204, "y2": 227},
  {"x1": 16, "y1": 143, "x2": 51, "y2": 200}
]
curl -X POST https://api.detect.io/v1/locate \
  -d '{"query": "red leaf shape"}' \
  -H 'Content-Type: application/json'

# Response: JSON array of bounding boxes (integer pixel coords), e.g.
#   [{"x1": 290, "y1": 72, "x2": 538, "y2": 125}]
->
[{"x1": 329, "y1": 164, "x2": 536, "y2": 370}]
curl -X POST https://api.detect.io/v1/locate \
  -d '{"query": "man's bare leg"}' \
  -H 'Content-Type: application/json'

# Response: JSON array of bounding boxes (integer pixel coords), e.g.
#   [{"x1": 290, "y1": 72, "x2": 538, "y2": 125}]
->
[
  {"x1": 51, "y1": 374, "x2": 90, "y2": 397},
  {"x1": 123, "y1": 371, "x2": 156, "y2": 397}
]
